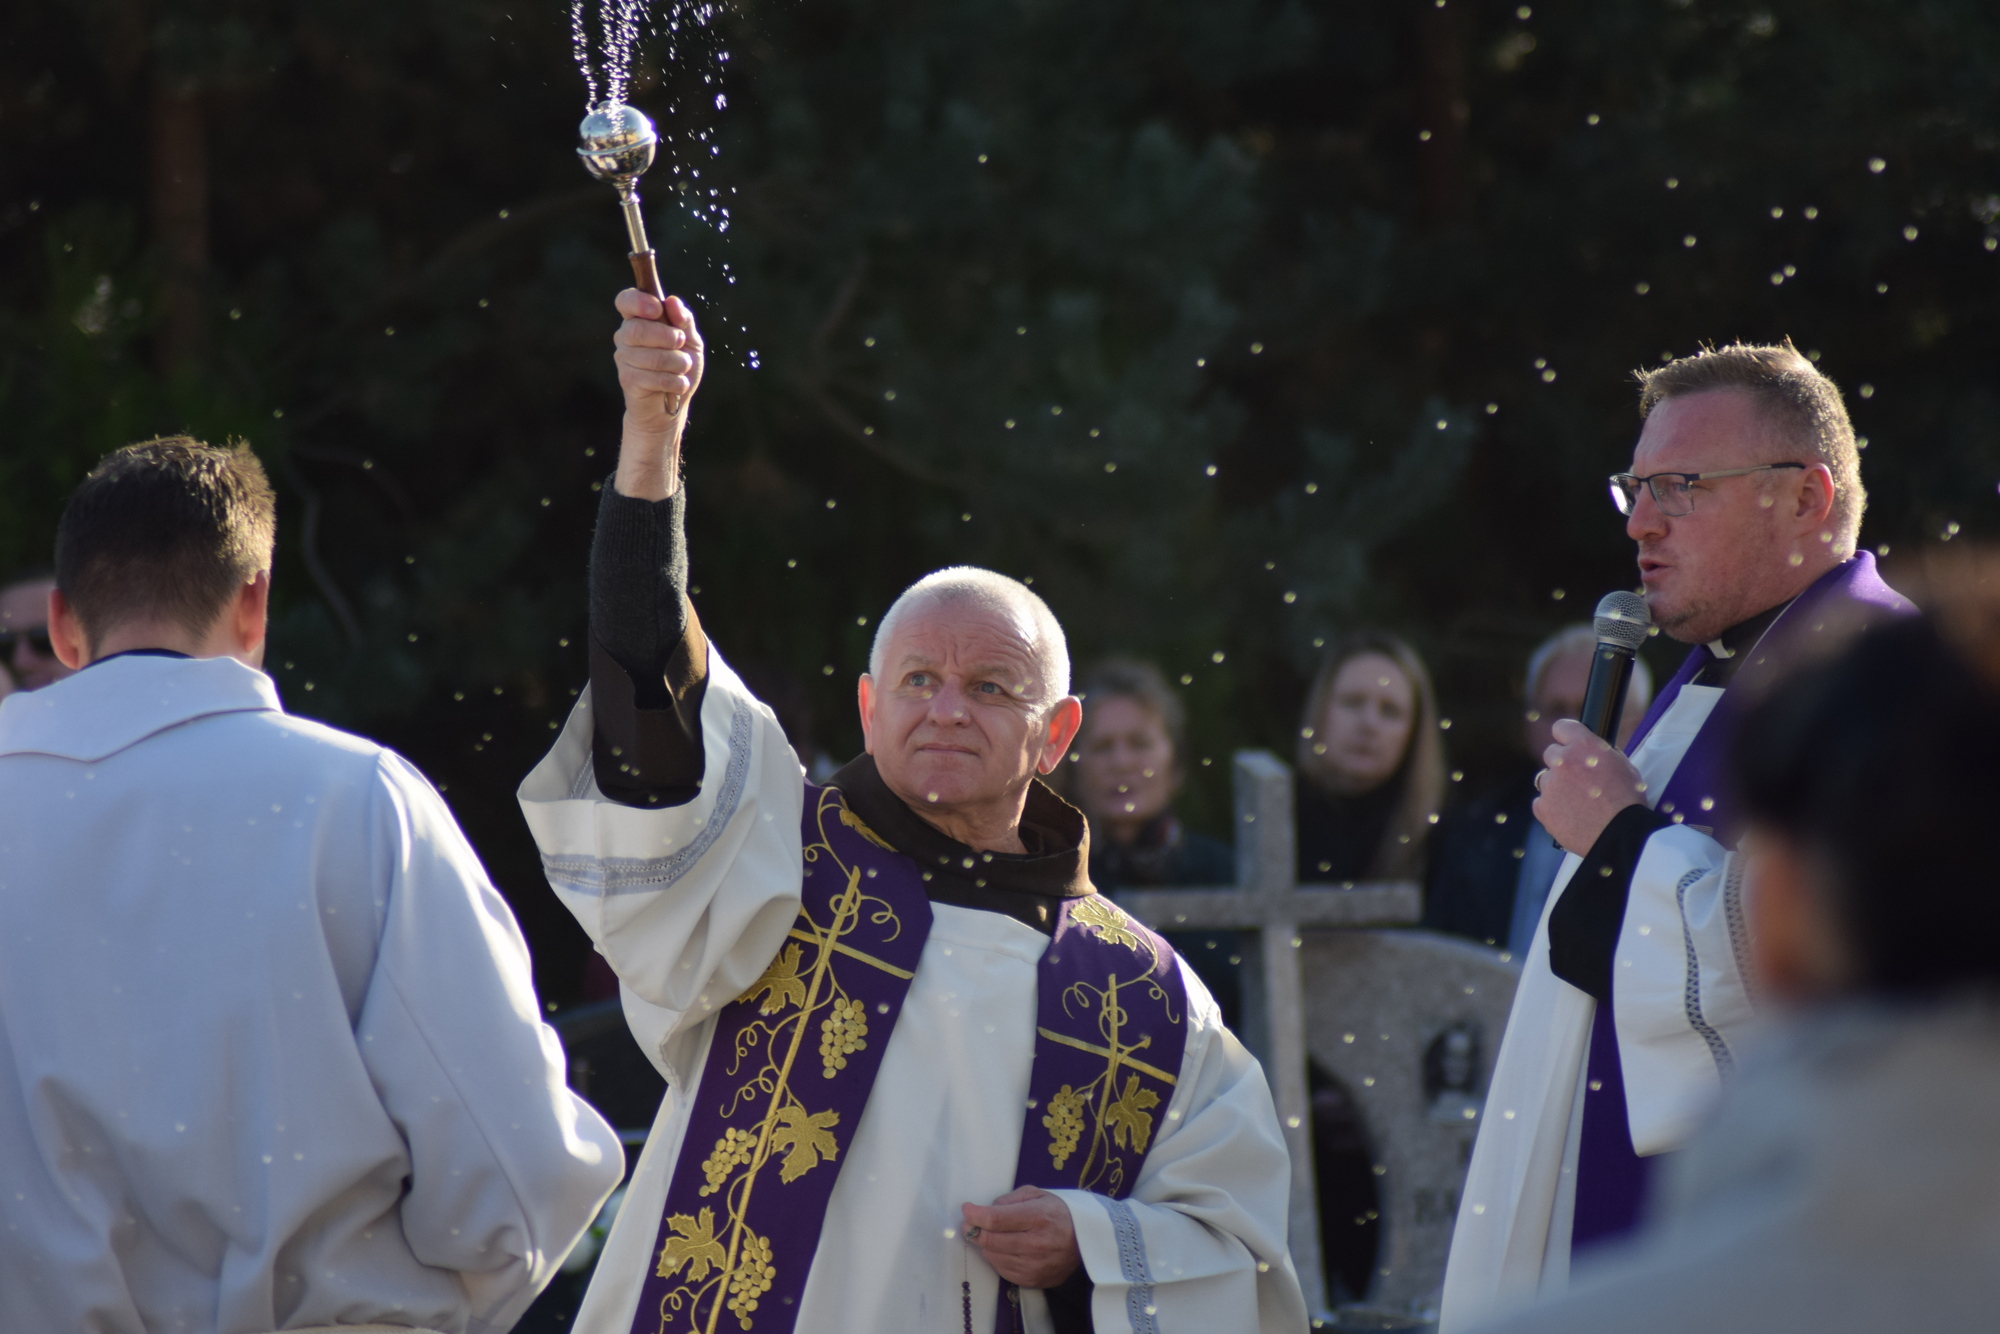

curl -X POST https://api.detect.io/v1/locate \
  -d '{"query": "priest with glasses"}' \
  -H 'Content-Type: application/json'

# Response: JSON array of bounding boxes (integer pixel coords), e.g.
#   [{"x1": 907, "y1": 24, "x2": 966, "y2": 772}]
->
[{"x1": 1439, "y1": 342, "x2": 1912, "y2": 1331}]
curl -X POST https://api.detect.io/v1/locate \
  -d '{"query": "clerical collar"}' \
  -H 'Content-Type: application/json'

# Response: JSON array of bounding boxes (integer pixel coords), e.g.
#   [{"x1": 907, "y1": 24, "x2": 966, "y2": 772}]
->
[
  {"x1": 1694, "y1": 598, "x2": 1794, "y2": 687},
  {"x1": 828, "y1": 754, "x2": 1094, "y2": 936},
  {"x1": 83, "y1": 648, "x2": 193, "y2": 670}
]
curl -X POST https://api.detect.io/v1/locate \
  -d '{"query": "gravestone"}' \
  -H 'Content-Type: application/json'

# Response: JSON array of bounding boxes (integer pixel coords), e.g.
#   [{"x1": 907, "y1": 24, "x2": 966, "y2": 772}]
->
[
  {"x1": 1118, "y1": 750, "x2": 1519, "y2": 1322},
  {"x1": 1300, "y1": 931, "x2": 1519, "y2": 1320},
  {"x1": 1116, "y1": 751, "x2": 1418, "y2": 1313}
]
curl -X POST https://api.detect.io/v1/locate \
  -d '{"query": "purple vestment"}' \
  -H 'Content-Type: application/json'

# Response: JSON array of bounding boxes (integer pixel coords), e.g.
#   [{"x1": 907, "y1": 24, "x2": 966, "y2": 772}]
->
[
  {"x1": 1570, "y1": 553, "x2": 1914, "y2": 1254},
  {"x1": 627, "y1": 784, "x2": 1186, "y2": 1334}
]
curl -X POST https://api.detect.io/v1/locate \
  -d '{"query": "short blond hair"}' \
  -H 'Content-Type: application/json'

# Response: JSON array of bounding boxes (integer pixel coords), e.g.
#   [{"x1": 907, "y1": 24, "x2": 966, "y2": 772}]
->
[{"x1": 1635, "y1": 340, "x2": 1865, "y2": 553}]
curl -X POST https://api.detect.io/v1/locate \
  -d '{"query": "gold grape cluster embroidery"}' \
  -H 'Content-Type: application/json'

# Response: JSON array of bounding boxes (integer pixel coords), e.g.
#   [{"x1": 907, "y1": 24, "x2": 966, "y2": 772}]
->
[
  {"x1": 819, "y1": 998, "x2": 869, "y2": 1077},
  {"x1": 1043, "y1": 1086, "x2": 1088, "y2": 1169},
  {"x1": 643, "y1": 791, "x2": 908, "y2": 1333}
]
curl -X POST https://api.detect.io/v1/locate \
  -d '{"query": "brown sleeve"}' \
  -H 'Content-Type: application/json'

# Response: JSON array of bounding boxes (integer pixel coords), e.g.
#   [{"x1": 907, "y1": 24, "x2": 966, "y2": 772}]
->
[{"x1": 589, "y1": 596, "x2": 710, "y2": 808}]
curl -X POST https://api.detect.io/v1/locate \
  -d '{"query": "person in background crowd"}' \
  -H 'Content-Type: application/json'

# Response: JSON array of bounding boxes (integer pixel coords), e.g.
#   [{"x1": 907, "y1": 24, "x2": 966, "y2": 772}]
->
[
  {"x1": 0, "y1": 569, "x2": 72, "y2": 692},
  {"x1": 1071, "y1": 658, "x2": 1233, "y2": 889},
  {"x1": 1426, "y1": 626, "x2": 1653, "y2": 951},
  {"x1": 1469, "y1": 593, "x2": 2000, "y2": 1334},
  {"x1": 1069, "y1": 657, "x2": 1238, "y2": 1022},
  {"x1": 1295, "y1": 630, "x2": 1446, "y2": 884}
]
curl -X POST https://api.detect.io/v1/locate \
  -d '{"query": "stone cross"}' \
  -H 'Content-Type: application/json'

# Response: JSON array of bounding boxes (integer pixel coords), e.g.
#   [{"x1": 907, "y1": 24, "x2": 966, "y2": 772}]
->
[{"x1": 1115, "y1": 750, "x2": 1421, "y2": 1316}]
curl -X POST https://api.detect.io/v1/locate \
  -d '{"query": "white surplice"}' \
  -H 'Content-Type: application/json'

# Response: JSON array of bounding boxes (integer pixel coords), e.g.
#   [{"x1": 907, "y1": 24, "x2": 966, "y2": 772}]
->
[
  {"x1": 0, "y1": 655, "x2": 623, "y2": 1334},
  {"x1": 518, "y1": 648, "x2": 1307, "y2": 1334},
  {"x1": 1438, "y1": 684, "x2": 1761, "y2": 1331}
]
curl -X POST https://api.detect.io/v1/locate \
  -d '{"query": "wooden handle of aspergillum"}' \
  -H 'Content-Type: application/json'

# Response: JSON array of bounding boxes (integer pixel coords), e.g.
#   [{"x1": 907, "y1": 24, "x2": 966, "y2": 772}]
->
[{"x1": 629, "y1": 249, "x2": 664, "y2": 303}]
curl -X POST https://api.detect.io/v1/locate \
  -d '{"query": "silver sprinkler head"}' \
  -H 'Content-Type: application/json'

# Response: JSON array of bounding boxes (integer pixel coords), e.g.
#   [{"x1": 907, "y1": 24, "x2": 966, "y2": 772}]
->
[
  {"x1": 1594, "y1": 590, "x2": 1652, "y2": 653},
  {"x1": 577, "y1": 100, "x2": 658, "y2": 191}
]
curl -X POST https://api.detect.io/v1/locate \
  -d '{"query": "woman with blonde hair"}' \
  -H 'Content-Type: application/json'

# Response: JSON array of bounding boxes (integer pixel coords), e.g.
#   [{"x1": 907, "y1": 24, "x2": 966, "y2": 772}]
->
[{"x1": 1295, "y1": 631, "x2": 1446, "y2": 884}]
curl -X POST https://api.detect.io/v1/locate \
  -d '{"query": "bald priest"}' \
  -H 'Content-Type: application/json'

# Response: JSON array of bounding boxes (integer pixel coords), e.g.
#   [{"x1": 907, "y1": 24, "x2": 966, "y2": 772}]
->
[{"x1": 517, "y1": 289, "x2": 1305, "y2": 1334}]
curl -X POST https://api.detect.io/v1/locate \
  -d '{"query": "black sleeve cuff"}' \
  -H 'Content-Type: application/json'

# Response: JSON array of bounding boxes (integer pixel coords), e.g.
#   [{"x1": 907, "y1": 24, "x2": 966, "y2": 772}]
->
[
  {"x1": 589, "y1": 480, "x2": 689, "y2": 704},
  {"x1": 1546, "y1": 803, "x2": 1674, "y2": 1002},
  {"x1": 589, "y1": 623, "x2": 709, "y2": 809}
]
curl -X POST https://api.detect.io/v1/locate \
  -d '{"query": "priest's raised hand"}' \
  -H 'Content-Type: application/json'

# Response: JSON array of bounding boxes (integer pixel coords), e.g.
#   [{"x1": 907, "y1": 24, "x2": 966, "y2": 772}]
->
[
  {"x1": 611, "y1": 287, "x2": 704, "y2": 500},
  {"x1": 516, "y1": 290, "x2": 1308, "y2": 1334}
]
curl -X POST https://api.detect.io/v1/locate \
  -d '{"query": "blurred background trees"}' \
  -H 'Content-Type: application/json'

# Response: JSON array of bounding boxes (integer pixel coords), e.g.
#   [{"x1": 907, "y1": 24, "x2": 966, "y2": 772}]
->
[{"x1": 4, "y1": 0, "x2": 1996, "y2": 1000}]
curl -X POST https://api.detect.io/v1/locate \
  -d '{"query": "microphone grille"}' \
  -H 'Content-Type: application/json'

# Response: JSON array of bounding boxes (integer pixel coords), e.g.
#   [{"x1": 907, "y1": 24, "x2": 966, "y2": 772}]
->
[{"x1": 1594, "y1": 590, "x2": 1652, "y2": 652}]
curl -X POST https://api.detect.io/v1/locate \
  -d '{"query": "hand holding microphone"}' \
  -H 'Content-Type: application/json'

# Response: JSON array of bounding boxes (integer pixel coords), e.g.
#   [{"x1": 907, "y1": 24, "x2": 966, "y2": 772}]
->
[{"x1": 1532, "y1": 592, "x2": 1653, "y2": 855}]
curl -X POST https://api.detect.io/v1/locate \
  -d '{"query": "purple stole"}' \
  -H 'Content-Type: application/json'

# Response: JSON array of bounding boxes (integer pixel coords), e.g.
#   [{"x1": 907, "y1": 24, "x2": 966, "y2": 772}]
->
[
  {"x1": 627, "y1": 784, "x2": 1187, "y2": 1334},
  {"x1": 1570, "y1": 553, "x2": 1914, "y2": 1253}
]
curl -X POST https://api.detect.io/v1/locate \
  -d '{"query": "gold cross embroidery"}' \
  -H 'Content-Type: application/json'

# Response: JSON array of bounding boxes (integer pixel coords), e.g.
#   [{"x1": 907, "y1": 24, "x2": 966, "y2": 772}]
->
[{"x1": 1033, "y1": 1027, "x2": 1179, "y2": 1085}]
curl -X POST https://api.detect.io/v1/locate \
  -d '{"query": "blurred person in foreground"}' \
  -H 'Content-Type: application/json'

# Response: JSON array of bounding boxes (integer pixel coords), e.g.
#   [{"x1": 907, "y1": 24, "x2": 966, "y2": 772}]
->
[
  {"x1": 1470, "y1": 596, "x2": 2000, "y2": 1334},
  {"x1": 0, "y1": 568, "x2": 74, "y2": 692},
  {"x1": 1294, "y1": 631, "x2": 1446, "y2": 885},
  {"x1": 1425, "y1": 627, "x2": 1652, "y2": 952},
  {"x1": 1440, "y1": 342, "x2": 1913, "y2": 1331},
  {"x1": 1070, "y1": 657, "x2": 1239, "y2": 1022},
  {"x1": 0, "y1": 438, "x2": 621, "y2": 1334},
  {"x1": 517, "y1": 290, "x2": 1304, "y2": 1334}
]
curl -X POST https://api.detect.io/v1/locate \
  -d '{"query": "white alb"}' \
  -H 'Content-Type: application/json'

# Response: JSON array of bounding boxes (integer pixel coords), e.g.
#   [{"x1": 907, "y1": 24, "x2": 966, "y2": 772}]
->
[{"x1": 0, "y1": 654, "x2": 623, "y2": 1334}]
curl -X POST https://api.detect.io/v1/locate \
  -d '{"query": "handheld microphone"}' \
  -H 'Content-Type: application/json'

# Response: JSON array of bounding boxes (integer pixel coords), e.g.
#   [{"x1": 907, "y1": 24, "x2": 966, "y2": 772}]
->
[{"x1": 1578, "y1": 591, "x2": 1652, "y2": 742}]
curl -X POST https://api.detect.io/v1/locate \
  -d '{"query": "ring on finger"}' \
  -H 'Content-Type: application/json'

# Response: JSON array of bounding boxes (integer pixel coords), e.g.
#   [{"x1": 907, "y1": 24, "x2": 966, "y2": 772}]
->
[
  {"x1": 965, "y1": 1226, "x2": 983, "y2": 1240},
  {"x1": 1533, "y1": 768, "x2": 1547, "y2": 793}
]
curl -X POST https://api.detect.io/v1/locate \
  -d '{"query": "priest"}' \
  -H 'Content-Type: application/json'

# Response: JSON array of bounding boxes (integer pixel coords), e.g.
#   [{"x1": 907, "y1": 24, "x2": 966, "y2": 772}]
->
[
  {"x1": 518, "y1": 288, "x2": 1306, "y2": 1334},
  {"x1": 1438, "y1": 342, "x2": 1913, "y2": 1331}
]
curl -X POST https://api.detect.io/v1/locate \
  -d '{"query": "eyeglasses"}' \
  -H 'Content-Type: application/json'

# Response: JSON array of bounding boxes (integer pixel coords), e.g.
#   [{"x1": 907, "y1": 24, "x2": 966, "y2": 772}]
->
[
  {"x1": 0, "y1": 629, "x2": 54, "y2": 658},
  {"x1": 1608, "y1": 463, "x2": 1805, "y2": 517}
]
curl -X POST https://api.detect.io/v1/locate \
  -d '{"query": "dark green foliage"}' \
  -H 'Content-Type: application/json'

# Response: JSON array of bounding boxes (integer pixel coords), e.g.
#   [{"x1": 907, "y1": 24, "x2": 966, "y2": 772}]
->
[{"x1": 3, "y1": 0, "x2": 1996, "y2": 999}]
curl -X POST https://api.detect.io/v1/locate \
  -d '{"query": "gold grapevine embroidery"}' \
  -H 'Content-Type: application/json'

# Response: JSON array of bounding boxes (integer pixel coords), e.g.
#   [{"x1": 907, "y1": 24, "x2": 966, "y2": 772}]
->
[
  {"x1": 1068, "y1": 895, "x2": 1161, "y2": 969},
  {"x1": 1038, "y1": 955, "x2": 1183, "y2": 1193},
  {"x1": 1104, "y1": 1074, "x2": 1161, "y2": 1152},
  {"x1": 836, "y1": 802, "x2": 896, "y2": 851},
  {"x1": 657, "y1": 1208, "x2": 729, "y2": 1282},
  {"x1": 738, "y1": 944, "x2": 808, "y2": 1015},
  {"x1": 650, "y1": 789, "x2": 907, "y2": 1334}
]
